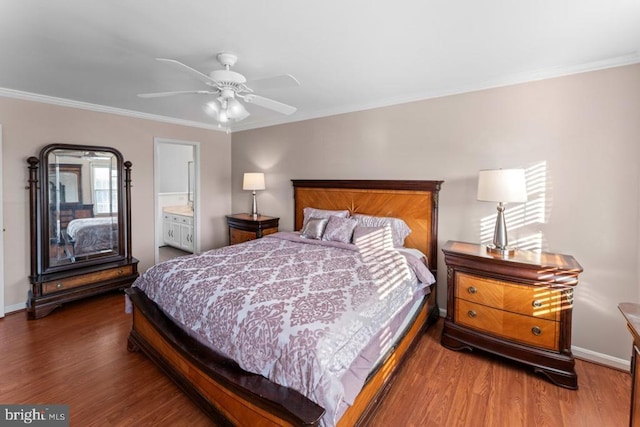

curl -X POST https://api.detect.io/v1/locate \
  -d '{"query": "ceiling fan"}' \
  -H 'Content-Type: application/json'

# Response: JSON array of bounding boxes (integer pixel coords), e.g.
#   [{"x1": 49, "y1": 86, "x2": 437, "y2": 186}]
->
[{"x1": 138, "y1": 52, "x2": 299, "y2": 124}]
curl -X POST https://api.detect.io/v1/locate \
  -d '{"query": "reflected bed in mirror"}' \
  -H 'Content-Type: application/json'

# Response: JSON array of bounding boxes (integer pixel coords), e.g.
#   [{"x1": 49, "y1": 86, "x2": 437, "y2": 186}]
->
[{"x1": 27, "y1": 143, "x2": 138, "y2": 319}]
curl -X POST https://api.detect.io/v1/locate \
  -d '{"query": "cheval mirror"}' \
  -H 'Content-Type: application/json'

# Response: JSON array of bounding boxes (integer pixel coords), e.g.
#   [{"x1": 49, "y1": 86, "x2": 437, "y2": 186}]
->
[{"x1": 27, "y1": 143, "x2": 139, "y2": 319}]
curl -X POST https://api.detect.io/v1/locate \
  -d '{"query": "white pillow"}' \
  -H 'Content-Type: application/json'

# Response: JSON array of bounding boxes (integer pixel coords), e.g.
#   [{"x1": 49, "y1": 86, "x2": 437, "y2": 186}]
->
[{"x1": 351, "y1": 214, "x2": 411, "y2": 247}]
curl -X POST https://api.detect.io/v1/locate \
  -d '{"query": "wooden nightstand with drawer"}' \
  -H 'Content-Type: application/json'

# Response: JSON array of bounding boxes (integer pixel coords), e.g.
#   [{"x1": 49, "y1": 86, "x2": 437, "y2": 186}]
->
[
  {"x1": 225, "y1": 213, "x2": 279, "y2": 245},
  {"x1": 441, "y1": 240, "x2": 582, "y2": 389}
]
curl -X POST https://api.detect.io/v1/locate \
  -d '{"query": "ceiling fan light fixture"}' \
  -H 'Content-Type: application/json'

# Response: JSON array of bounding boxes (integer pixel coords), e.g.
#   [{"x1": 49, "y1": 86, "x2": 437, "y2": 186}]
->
[
  {"x1": 204, "y1": 96, "x2": 249, "y2": 123},
  {"x1": 204, "y1": 100, "x2": 220, "y2": 116},
  {"x1": 204, "y1": 99, "x2": 228, "y2": 122},
  {"x1": 226, "y1": 97, "x2": 248, "y2": 119},
  {"x1": 217, "y1": 109, "x2": 230, "y2": 123}
]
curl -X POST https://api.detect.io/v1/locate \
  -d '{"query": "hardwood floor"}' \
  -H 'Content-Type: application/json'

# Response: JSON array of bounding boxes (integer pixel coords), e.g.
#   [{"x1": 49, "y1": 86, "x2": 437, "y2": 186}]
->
[{"x1": 0, "y1": 292, "x2": 631, "y2": 426}]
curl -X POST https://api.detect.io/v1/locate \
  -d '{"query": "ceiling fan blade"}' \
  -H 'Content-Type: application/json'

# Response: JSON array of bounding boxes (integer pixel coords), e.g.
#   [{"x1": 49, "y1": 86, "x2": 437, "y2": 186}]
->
[
  {"x1": 243, "y1": 94, "x2": 297, "y2": 115},
  {"x1": 138, "y1": 90, "x2": 217, "y2": 98},
  {"x1": 156, "y1": 58, "x2": 217, "y2": 85},
  {"x1": 246, "y1": 74, "x2": 300, "y2": 91}
]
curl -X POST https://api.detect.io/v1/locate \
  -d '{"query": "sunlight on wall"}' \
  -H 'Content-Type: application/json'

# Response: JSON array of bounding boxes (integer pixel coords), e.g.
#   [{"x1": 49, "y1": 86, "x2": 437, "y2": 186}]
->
[{"x1": 480, "y1": 161, "x2": 548, "y2": 253}]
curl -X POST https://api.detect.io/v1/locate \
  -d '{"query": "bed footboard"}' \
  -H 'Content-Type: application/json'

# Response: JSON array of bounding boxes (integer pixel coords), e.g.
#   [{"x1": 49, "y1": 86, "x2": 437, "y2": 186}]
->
[{"x1": 126, "y1": 287, "x2": 325, "y2": 426}]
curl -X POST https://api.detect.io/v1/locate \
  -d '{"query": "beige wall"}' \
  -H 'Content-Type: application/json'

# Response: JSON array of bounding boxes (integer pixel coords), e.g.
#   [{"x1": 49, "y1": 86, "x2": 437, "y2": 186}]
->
[
  {"x1": 231, "y1": 64, "x2": 640, "y2": 363},
  {"x1": 1, "y1": 97, "x2": 231, "y2": 309}
]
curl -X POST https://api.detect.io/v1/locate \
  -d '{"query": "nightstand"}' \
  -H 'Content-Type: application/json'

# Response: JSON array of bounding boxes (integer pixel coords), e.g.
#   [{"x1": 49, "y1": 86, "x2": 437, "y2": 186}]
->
[
  {"x1": 618, "y1": 303, "x2": 640, "y2": 426},
  {"x1": 441, "y1": 240, "x2": 583, "y2": 389},
  {"x1": 225, "y1": 213, "x2": 279, "y2": 245}
]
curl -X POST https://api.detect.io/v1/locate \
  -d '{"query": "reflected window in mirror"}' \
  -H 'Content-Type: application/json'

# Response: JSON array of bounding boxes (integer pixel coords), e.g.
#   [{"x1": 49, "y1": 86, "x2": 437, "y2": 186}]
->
[{"x1": 91, "y1": 158, "x2": 118, "y2": 215}]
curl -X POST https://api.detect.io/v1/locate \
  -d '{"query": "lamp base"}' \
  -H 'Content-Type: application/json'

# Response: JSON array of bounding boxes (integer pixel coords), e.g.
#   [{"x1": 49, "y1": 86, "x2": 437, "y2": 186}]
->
[
  {"x1": 250, "y1": 191, "x2": 259, "y2": 219},
  {"x1": 486, "y1": 244, "x2": 516, "y2": 257}
]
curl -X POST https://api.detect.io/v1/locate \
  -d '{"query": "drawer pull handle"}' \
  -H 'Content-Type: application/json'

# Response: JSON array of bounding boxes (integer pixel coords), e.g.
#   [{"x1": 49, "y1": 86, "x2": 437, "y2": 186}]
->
[
  {"x1": 56, "y1": 283, "x2": 63, "y2": 289},
  {"x1": 467, "y1": 310, "x2": 476, "y2": 318},
  {"x1": 118, "y1": 269, "x2": 124, "y2": 275},
  {"x1": 531, "y1": 326, "x2": 542, "y2": 336},
  {"x1": 532, "y1": 300, "x2": 543, "y2": 308},
  {"x1": 467, "y1": 286, "x2": 477, "y2": 294}
]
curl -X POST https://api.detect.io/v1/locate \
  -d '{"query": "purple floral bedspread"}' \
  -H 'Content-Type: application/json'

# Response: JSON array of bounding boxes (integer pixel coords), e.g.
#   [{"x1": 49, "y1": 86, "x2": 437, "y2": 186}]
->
[
  {"x1": 66, "y1": 217, "x2": 118, "y2": 256},
  {"x1": 132, "y1": 231, "x2": 434, "y2": 426}
]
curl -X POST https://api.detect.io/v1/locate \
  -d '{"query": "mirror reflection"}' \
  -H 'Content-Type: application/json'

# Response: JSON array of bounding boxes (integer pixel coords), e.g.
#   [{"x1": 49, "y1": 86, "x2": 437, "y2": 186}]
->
[{"x1": 47, "y1": 149, "x2": 120, "y2": 267}]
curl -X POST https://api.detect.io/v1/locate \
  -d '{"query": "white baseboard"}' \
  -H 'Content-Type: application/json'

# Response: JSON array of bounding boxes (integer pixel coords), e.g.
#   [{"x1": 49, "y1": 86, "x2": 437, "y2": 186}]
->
[
  {"x1": 572, "y1": 346, "x2": 629, "y2": 371},
  {"x1": 4, "y1": 301, "x2": 26, "y2": 315},
  {"x1": 437, "y1": 309, "x2": 629, "y2": 371}
]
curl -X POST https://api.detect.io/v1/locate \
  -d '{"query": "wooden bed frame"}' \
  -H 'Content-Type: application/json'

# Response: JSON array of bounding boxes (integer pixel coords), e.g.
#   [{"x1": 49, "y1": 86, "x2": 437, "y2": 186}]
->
[{"x1": 126, "y1": 179, "x2": 443, "y2": 426}]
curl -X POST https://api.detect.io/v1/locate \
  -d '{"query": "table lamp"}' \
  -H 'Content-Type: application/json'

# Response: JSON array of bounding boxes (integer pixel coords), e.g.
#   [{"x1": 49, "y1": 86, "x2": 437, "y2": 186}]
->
[
  {"x1": 243, "y1": 172, "x2": 265, "y2": 219},
  {"x1": 477, "y1": 168, "x2": 527, "y2": 256}
]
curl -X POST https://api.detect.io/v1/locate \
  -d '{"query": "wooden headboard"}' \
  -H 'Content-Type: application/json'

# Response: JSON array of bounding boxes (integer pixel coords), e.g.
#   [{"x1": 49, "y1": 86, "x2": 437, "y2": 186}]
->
[{"x1": 292, "y1": 180, "x2": 443, "y2": 272}]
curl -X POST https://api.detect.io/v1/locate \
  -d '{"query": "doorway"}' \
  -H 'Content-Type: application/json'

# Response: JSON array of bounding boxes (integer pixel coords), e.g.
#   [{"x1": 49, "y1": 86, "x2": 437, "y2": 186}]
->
[{"x1": 154, "y1": 138, "x2": 201, "y2": 264}]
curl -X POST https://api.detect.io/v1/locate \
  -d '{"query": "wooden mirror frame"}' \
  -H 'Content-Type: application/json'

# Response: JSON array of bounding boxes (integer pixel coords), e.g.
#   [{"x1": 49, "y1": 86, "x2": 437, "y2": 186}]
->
[
  {"x1": 27, "y1": 143, "x2": 138, "y2": 319},
  {"x1": 38, "y1": 144, "x2": 126, "y2": 273}
]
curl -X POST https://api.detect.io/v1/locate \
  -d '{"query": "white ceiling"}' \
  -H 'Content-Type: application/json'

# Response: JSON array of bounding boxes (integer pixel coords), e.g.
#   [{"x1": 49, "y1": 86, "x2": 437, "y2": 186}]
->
[{"x1": 1, "y1": 1, "x2": 638, "y2": 132}]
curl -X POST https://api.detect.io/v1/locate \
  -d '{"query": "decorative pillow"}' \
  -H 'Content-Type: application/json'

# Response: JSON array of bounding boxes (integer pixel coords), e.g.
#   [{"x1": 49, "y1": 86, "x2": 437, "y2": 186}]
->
[
  {"x1": 351, "y1": 214, "x2": 411, "y2": 247},
  {"x1": 322, "y1": 216, "x2": 357, "y2": 243},
  {"x1": 302, "y1": 207, "x2": 350, "y2": 228},
  {"x1": 352, "y1": 225, "x2": 394, "y2": 250},
  {"x1": 300, "y1": 217, "x2": 329, "y2": 240}
]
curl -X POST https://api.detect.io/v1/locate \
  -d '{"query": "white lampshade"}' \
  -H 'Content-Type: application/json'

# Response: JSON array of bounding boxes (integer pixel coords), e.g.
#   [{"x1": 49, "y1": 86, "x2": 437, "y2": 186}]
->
[
  {"x1": 243, "y1": 172, "x2": 266, "y2": 191},
  {"x1": 477, "y1": 169, "x2": 527, "y2": 203}
]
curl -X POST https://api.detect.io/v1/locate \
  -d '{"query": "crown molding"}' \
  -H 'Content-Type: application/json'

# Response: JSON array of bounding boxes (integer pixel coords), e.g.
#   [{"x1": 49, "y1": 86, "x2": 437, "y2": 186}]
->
[
  {"x1": 1, "y1": 52, "x2": 638, "y2": 134},
  {"x1": 0, "y1": 87, "x2": 223, "y2": 131},
  {"x1": 232, "y1": 52, "x2": 640, "y2": 132}
]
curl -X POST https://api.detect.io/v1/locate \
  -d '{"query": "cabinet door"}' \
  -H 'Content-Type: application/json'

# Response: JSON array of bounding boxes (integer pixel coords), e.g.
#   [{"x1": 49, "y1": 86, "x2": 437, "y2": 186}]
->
[
  {"x1": 179, "y1": 223, "x2": 194, "y2": 252},
  {"x1": 163, "y1": 219, "x2": 179, "y2": 246},
  {"x1": 162, "y1": 219, "x2": 172, "y2": 245}
]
